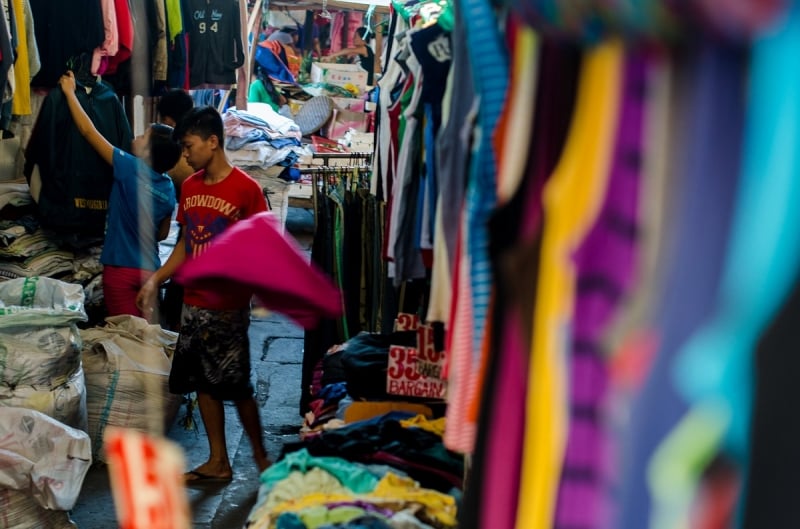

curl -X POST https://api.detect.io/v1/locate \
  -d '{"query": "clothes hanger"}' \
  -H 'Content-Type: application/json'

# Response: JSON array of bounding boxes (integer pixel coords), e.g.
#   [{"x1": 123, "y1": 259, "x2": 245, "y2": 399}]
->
[{"x1": 319, "y1": 0, "x2": 332, "y2": 20}]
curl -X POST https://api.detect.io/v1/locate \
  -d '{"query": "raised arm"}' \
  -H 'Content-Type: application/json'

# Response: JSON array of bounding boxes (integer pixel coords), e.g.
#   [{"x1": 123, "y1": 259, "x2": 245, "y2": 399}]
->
[
  {"x1": 58, "y1": 71, "x2": 114, "y2": 165},
  {"x1": 323, "y1": 45, "x2": 368, "y2": 61}
]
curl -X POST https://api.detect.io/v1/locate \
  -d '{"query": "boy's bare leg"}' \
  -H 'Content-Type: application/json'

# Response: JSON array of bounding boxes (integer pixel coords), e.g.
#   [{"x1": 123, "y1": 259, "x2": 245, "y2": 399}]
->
[
  {"x1": 187, "y1": 391, "x2": 233, "y2": 480},
  {"x1": 235, "y1": 396, "x2": 271, "y2": 473}
]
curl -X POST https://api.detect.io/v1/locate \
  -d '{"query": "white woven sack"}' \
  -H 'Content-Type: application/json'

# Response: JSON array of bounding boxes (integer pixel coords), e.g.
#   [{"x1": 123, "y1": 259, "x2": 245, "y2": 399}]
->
[
  {"x1": 0, "y1": 368, "x2": 88, "y2": 433},
  {"x1": 0, "y1": 277, "x2": 86, "y2": 388},
  {"x1": 0, "y1": 407, "x2": 91, "y2": 511},
  {"x1": 81, "y1": 315, "x2": 180, "y2": 461},
  {"x1": 0, "y1": 489, "x2": 76, "y2": 529}
]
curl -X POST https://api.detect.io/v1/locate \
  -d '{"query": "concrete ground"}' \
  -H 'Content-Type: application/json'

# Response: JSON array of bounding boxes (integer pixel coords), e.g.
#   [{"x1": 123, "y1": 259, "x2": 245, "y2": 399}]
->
[{"x1": 70, "y1": 207, "x2": 316, "y2": 529}]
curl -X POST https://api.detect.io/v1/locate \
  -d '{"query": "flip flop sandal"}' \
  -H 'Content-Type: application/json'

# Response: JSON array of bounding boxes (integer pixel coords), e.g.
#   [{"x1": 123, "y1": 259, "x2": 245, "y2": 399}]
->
[{"x1": 183, "y1": 470, "x2": 233, "y2": 485}]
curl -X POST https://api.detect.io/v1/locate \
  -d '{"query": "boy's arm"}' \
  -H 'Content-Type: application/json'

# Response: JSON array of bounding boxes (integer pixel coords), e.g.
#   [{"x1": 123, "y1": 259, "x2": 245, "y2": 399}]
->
[
  {"x1": 136, "y1": 231, "x2": 187, "y2": 314},
  {"x1": 157, "y1": 215, "x2": 172, "y2": 241},
  {"x1": 58, "y1": 71, "x2": 114, "y2": 165}
]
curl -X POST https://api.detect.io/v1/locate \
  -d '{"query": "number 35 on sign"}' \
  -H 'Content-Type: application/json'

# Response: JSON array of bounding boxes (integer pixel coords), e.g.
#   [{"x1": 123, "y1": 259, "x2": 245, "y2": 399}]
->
[{"x1": 386, "y1": 322, "x2": 447, "y2": 399}]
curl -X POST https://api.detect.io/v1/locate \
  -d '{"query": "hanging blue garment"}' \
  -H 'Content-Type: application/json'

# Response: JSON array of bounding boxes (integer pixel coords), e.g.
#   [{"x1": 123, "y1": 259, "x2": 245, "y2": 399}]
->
[{"x1": 615, "y1": 41, "x2": 746, "y2": 529}]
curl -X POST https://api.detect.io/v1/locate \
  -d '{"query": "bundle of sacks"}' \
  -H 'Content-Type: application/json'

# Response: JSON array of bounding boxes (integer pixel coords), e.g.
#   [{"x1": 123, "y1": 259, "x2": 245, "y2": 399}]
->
[
  {"x1": 0, "y1": 277, "x2": 88, "y2": 431},
  {"x1": 80, "y1": 315, "x2": 181, "y2": 462}
]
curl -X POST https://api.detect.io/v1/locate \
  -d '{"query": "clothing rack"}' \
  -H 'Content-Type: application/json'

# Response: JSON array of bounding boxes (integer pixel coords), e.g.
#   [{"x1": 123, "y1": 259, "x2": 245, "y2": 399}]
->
[
  {"x1": 304, "y1": 151, "x2": 373, "y2": 167},
  {"x1": 295, "y1": 163, "x2": 372, "y2": 231}
]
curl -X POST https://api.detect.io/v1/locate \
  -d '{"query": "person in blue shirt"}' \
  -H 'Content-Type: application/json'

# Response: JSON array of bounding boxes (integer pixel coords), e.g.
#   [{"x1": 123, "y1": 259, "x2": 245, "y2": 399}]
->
[{"x1": 59, "y1": 70, "x2": 180, "y2": 321}]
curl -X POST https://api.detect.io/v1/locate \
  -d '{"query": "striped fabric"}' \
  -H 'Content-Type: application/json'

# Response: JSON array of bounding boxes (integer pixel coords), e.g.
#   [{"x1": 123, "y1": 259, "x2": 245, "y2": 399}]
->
[{"x1": 443, "y1": 0, "x2": 510, "y2": 454}]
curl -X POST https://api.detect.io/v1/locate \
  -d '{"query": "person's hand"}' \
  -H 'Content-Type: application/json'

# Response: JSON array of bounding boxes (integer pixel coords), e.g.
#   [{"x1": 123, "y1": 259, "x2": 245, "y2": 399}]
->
[
  {"x1": 58, "y1": 71, "x2": 76, "y2": 95},
  {"x1": 136, "y1": 276, "x2": 160, "y2": 320},
  {"x1": 321, "y1": 56, "x2": 333, "y2": 63}
]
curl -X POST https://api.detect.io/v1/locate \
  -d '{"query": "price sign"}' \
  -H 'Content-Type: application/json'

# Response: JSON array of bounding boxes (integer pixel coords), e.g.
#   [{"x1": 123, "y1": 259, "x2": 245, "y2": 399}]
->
[
  {"x1": 104, "y1": 428, "x2": 190, "y2": 529},
  {"x1": 387, "y1": 319, "x2": 447, "y2": 399},
  {"x1": 394, "y1": 312, "x2": 420, "y2": 332}
]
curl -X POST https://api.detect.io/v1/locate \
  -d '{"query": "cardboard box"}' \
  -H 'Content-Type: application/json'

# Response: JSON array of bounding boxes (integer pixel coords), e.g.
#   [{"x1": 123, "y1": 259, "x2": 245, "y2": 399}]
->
[
  {"x1": 311, "y1": 62, "x2": 369, "y2": 92},
  {"x1": 349, "y1": 131, "x2": 374, "y2": 152}
]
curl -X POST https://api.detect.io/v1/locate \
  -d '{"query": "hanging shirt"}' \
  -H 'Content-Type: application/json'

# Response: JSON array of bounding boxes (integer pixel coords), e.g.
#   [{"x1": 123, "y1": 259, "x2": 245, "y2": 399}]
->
[
  {"x1": 91, "y1": 0, "x2": 118, "y2": 76},
  {"x1": 152, "y1": 0, "x2": 168, "y2": 82},
  {"x1": 105, "y1": 0, "x2": 133, "y2": 75},
  {"x1": 165, "y1": 0, "x2": 183, "y2": 42},
  {"x1": 24, "y1": 81, "x2": 133, "y2": 235},
  {"x1": 29, "y1": 0, "x2": 105, "y2": 87},
  {"x1": 515, "y1": 39, "x2": 623, "y2": 529},
  {"x1": 184, "y1": 0, "x2": 244, "y2": 87},
  {"x1": 10, "y1": 0, "x2": 35, "y2": 115}
]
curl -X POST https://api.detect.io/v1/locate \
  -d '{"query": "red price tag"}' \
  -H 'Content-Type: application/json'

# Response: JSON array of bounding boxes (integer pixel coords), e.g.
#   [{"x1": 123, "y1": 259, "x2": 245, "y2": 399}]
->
[
  {"x1": 105, "y1": 428, "x2": 190, "y2": 529},
  {"x1": 395, "y1": 313, "x2": 420, "y2": 332}
]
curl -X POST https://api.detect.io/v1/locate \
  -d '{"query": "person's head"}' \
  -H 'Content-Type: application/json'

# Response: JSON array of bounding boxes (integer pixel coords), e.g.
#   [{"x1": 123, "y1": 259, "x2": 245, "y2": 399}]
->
[
  {"x1": 354, "y1": 27, "x2": 372, "y2": 46},
  {"x1": 281, "y1": 26, "x2": 300, "y2": 44},
  {"x1": 268, "y1": 26, "x2": 298, "y2": 46},
  {"x1": 156, "y1": 89, "x2": 194, "y2": 127},
  {"x1": 172, "y1": 106, "x2": 225, "y2": 171},
  {"x1": 131, "y1": 123, "x2": 182, "y2": 174}
]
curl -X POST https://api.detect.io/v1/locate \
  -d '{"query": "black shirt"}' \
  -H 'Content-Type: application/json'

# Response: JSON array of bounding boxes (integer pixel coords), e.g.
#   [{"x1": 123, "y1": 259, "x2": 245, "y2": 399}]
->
[
  {"x1": 185, "y1": 0, "x2": 245, "y2": 87},
  {"x1": 359, "y1": 46, "x2": 375, "y2": 86}
]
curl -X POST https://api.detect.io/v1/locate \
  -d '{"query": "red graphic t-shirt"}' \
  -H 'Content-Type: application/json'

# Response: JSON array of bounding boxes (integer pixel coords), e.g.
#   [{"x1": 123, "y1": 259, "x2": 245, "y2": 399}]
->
[{"x1": 177, "y1": 167, "x2": 267, "y2": 309}]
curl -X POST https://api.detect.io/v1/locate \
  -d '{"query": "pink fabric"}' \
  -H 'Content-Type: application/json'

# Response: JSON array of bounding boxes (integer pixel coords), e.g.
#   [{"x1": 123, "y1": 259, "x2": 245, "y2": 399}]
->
[
  {"x1": 480, "y1": 310, "x2": 527, "y2": 529},
  {"x1": 105, "y1": 0, "x2": 133, "y2": 75},
  {"x1": 103, "y1": 265, "x2": 153, "y2": 319},
  {"x1": 92, "y1": 0, "x2": 119, "y2": 75},
  {"x1": 177, "y1": 167, "x2": 268, "y2": 310},
  {"x1": 173, "y1": 212, "x2": 344, "y2": 329},
  {"x1": 328, "y1": 11, "x2": 364, "y2": 53}
]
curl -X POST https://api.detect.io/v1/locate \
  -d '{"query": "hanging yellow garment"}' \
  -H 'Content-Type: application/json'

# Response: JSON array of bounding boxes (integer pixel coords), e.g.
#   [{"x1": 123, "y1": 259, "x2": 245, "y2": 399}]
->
[
  {"x1": 11, "y1": 0, "x2": 31, "y2": 115},
  {"x1": 514, "y1": 38, "x2": 623, "y2": 529}
]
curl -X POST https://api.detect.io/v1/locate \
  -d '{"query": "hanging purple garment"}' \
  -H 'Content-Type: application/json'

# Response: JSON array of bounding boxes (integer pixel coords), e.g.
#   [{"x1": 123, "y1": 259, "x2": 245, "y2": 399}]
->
[{"x1": 553, "y1": 51, "x2": 648, "y2": 529}]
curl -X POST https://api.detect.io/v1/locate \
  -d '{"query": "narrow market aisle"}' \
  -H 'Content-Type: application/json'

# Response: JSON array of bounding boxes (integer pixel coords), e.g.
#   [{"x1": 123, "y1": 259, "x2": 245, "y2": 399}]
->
[{"x1": 70, "y1": 207, "x2": 315, "y2": 529}]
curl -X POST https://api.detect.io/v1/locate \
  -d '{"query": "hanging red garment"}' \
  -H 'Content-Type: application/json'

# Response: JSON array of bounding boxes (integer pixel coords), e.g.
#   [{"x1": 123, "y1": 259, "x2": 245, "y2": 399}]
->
[{"x1": 104, "y1": 0, "x2": 133, "y2": 75}]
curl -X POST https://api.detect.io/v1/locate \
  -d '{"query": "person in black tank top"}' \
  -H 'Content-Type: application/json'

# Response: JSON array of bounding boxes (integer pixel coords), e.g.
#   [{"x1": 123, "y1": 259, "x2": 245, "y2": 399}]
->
[{"x1": 322, "y1": 26, "x2": 377, "y2": 86}]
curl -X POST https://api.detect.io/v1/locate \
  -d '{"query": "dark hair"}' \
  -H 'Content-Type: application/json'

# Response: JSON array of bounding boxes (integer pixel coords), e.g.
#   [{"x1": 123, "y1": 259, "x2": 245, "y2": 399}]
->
[
  {"x1": 148, "y1": 123, "x2": 181, "y2": 174},
  {"x1": 156, "y1": 89, "x2": 194, "y2": 124},
  {"x1": 355, "y1": 27, "x2": 373, "y2": 42},
  {"x1": 173, "y1": 106, "x2": 225, "y2": 144}
]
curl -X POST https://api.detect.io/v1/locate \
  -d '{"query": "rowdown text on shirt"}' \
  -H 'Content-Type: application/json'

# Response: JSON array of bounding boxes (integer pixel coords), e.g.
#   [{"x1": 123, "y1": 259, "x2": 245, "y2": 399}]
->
[{"x1": 183, "y1": 194, "x2": 242, "y2": 218}]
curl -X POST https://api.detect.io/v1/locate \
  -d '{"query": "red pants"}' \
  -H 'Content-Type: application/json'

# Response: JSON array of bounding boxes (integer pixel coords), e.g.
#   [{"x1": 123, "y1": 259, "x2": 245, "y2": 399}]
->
[{"x1": 103, "y1": 265, "x2": 154, "y2": 320}]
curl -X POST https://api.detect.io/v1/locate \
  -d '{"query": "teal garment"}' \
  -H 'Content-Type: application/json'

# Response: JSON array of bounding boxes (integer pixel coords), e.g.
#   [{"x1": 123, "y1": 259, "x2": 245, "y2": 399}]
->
[
  {"x1": 261, "y1": 449, "x2": 379, "y2": 494},
  {"x1": 248, "y1": 79, "x2": 280, "y2": 111},
  {"x1": 673, "y1": 0, "x2": 800, "y2": 470},
  {"x1": 276, "y1": 512, "x2": 307, "y2": 529}
]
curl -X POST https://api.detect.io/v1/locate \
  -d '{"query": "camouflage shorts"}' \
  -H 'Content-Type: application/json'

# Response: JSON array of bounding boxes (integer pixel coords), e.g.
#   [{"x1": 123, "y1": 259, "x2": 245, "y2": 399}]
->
[{"x1": 169, "y1": 305, "x2": 253, "y2": 401}]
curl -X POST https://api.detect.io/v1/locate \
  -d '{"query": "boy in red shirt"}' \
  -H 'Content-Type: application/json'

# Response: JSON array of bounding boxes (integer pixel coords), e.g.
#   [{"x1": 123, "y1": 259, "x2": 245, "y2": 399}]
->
[{"x1": 137, "y1": 106, "x2": 270, "y2": 482}]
